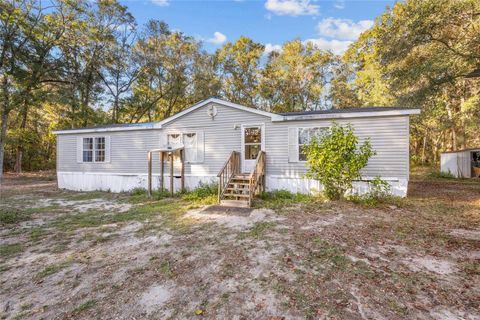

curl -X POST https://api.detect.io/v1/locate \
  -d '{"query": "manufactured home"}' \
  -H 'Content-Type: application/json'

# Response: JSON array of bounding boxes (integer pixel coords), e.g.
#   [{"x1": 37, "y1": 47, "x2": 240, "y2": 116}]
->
[{"x1": 53, "y1": 98, "x2": 420, "y2": 205}]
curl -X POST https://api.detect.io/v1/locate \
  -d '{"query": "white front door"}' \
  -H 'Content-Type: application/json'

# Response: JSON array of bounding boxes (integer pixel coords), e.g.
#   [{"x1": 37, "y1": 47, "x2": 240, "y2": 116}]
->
[{"x1": 241, "y1": 124, "x2": 265, "y2": 173}]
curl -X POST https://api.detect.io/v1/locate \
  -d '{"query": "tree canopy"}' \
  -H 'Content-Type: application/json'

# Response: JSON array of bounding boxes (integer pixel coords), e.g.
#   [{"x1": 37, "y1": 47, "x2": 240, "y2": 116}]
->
[{"x1": 0, "y1": 0, "x2": 478, "y2": 174}]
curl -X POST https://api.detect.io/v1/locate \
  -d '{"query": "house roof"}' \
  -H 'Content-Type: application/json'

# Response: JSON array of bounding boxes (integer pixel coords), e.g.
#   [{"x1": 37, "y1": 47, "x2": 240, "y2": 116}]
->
[
  {"x1": 441, "y1": 148, "x2": 480, "y2": 154},
  {"x1": 53, "y1": 97, "x2": 421, "y2": 134},
  {"x1": 278, "y1": 107, "x2": 417, "y2": 116}
]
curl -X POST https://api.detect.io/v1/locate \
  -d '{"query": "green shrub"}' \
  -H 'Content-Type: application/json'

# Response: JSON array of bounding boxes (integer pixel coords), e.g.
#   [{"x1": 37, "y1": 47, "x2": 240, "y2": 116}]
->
[
  {"x1": 348, "y1": 177, "x2": 403, "y2": 207},
  {"x1": 182, "y1": 182, "x2": 218, "y2": 201},
  {"x1": 368, "y1": 176, "x2": 391, "y2": 199},
  {"x1": 304, "y1": 123, "x2": 375, "y2": 200}
]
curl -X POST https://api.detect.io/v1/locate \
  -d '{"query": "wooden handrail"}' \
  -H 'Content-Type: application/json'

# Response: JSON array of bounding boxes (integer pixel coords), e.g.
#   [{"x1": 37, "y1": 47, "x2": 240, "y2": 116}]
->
[
  {"x1": 248, "y1": 151, "x2": 266, "y2": 206},
  {"x1": 217, "y1": 151, "x2": 240, "y2": 202}
]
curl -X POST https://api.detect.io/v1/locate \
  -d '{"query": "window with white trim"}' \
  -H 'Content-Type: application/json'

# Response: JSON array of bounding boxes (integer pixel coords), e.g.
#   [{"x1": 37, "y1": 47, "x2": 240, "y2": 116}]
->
[
  {"x1": 82, "y1": 137, "x2": 106, "y2": 162},
  {"x1": 183, "y1": 133, "x2": 197, "y2": 161},
  {"x1": 166, "y1": 132, "x2": 198, "y2": 162},
  {"x1": 298, "y1": 127, "x2": 328, "y2": 161}
]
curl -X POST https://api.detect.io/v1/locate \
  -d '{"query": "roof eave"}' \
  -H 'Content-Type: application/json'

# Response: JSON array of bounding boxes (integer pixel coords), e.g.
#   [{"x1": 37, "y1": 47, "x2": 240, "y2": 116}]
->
[
  {"x1": 52, "y1": 124, "x2": 161, "y2": 135},
  {"x1": 273, "y1": 109, "x2": 421, "y2": 122},
  {"x1": 157, "y1": 97, "x2": 281, "y2": 127}
]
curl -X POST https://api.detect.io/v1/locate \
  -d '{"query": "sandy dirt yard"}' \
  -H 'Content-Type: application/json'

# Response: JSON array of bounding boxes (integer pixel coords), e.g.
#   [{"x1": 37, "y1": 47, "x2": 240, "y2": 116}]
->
[{"x1": 0, "y1": 171, "x2": 479, "y2": 319}]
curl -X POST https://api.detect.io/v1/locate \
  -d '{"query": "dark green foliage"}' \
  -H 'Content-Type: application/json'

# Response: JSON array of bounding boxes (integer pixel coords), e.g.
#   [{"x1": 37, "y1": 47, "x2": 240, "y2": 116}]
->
[{"x1": 305, "y1": 123, "x2": 375, "y2": 200}]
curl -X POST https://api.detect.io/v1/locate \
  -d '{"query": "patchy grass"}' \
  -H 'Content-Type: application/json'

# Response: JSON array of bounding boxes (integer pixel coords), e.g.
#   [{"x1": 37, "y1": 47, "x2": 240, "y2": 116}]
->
[
  {"x1": 36, "y1": 260, "x2": 72, "y2": 279},
  {"x1": 0, "y1": 170, "x2": 479, "y2": 319},
  {"x1": 239, "y1": 221, "x2": 277, "y2": 239},
  {"x1": 158, "y1": 260, "x2": 174, "y2": 278},
  {"x1": 62, "y1": 191, "x2": 115, "y2": 201},
  {"x1": 73, "y1": 300, "x2": 97, "y2": 313},
  {"x1": 255, "y1": 189, "x2": 319, "y2": 210},
  {"x1": 0, "y1": 207, "x2": 31, "y2": 225},
  {"x1": 0, "y1": 243, "x2": 23, "y2": 258},
  {"x1": 428, "y1": 170, "x2": 457, "y2": 180}
]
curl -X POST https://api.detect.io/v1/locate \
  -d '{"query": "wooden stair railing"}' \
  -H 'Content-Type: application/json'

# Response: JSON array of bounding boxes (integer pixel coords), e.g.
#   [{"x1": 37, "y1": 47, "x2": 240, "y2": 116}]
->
[
  {"x1": 217, "y1": 151, "x2": 240, "y2": 202},
  {"x1": 218, "y1": 151, "x2": 266, "y2": 207},
  {"x1": 248, "y1": 151, "x2": 266, "y2": 207}
]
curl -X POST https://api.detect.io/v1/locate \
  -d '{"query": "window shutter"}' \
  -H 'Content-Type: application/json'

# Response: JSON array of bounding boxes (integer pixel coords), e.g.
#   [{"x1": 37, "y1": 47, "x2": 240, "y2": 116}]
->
[
  {"x1": 105, "y1": 136, "x2": 111, "y2": 163},
  {"x1": 196, "y1": 130, "x2": 204, "y2": 163},
  {"x1": 288, "y1": 127, "x2": 299, "y2": 163},
  {"x1": 159, "y1": 132, "x2": 168, "y2": 148},
  {"x1": 77, "y1": 136, "x2": 83, "y2": 163}
]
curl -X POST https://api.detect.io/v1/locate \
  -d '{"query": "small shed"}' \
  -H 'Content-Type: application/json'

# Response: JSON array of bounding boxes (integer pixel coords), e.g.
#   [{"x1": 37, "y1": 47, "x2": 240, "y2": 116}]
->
[{"x1": 440, "y1": 148, "x2": 480, "y2": 178}]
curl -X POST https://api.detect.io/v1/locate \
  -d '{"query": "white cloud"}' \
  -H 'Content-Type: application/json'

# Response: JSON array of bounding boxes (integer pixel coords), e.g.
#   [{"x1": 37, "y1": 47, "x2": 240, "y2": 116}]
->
[
  {"x1": 265, "y1": 0, "x2": 319, "y2": 16},
  {"x1": 334, "y1": 0, "x2": 345, "y2": 9},
  {"x1": 264, "y1": 43, "x2": 283, "y2": 55},
  {"x1": 304, "y1": 38, "x2": 352, "y2": 54},
  {"x1": 207, "y1": 32, "x2": 227, "y2": 45},
  {"x1": 317, "y1": 18, "x2": 373, "y2": 41},
  {"x1": 151, "y1": 0, "x2": 169, "y2": 6}
]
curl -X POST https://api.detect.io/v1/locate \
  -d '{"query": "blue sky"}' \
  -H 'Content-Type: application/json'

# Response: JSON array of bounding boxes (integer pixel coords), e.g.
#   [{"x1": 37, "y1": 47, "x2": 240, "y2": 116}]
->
[{"x1": 120, "y1": 0, "x2": 396, "y2": 54}]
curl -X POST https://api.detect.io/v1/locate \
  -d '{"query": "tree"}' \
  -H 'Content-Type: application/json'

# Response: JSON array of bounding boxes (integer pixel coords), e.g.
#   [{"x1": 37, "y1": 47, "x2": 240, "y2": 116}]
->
[
  {"x1": 98, "y1": 11, "x2": 137, "y2": 123},
  {"x1": 216, "y1": 36, "x2": 264, "y2": 107},
  {"x1": 57, "y1": 0, "x2": 132, "y2": 128},
  {"x1": 124, "y1": 20, "x2": 199, "y2": 122},
  {"x1": 332, "y1": 0, "x2": 480, "y2": 164},
  {"x1": 328, "y1": 56, "x2": 361, "y2": 109},
  {"x1": 260, "y1": 40, "x2": 333, "y2": 112},
  {"x1": 304, "y1": 123, "x2": 375, "y2": 200},
  {"x1": 0, "y1": 0, "x2": 68, "y2": 176}
]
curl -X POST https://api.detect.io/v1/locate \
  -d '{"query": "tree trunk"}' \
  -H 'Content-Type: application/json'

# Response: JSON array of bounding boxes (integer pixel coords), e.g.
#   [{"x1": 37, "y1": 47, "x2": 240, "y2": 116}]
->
[
  {"x1": 451, "y1": 128, "x2": 457, "y2": 151},
  {"x1": 14, "y1": 105, "x2": 28, "y2": 173},
  {"x1": 421, "y1": 135, "x2": 427, "y2": 164},
  {"x1": 0, "y1": 108, "x2": 9, "y2": 180},
  {"x1": 113, "y1": 95, "x2": 119, "y2": 122},
  {"x1": 0, "y1": 77, "x2": 10, "y2": 180}
]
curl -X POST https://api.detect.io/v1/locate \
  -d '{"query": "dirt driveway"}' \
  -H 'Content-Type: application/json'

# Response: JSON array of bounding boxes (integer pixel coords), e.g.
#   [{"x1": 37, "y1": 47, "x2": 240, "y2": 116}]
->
[{"x1": 0, "y1": 172, "x2": 479, "y2": 319}]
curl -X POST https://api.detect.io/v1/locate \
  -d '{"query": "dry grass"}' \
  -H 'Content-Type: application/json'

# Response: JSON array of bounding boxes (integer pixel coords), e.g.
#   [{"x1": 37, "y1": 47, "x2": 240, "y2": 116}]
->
[{"x1": 0, "y1": 170, "x2": 479, "y2": 319}]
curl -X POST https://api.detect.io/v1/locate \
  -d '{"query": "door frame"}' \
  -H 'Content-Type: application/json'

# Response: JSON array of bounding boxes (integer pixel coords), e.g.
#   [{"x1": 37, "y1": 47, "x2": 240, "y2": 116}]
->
[{"x1": 241, "y1": 123, "x2": 265, "y2": 173}]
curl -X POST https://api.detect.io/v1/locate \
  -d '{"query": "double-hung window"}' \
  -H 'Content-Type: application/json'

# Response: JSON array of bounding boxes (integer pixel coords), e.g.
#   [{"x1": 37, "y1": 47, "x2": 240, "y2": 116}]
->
[
  {"x1": 166, "y1": 132, "x2": 198, "y2": 162},
  {"x1": 82, "y1": 137, "x2": 106, "y2": 162},
  {"x1": 183, "y1": 133, "x2": 197, "y2": 162},
  {"x1": 298, "y1": 127, "x2": 328, "y2": 161}
]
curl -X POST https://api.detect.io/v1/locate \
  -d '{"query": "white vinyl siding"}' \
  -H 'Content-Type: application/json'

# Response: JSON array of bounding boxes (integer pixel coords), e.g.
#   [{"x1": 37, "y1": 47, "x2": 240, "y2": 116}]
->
[{"x1": 59, "y1": 102, "x2": 410, "y2": 181}]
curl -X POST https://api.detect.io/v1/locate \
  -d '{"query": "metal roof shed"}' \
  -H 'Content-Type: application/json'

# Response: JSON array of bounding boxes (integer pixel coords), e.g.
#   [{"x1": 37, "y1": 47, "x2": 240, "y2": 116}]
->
[{"x1": 440, "y1": 148, "x2": 480, "y2": 178}]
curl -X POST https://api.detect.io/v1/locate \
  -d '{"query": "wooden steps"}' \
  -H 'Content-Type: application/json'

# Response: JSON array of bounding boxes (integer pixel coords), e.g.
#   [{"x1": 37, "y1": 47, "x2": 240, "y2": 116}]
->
[
  {"x1": 222, "y1": 174, "x2": 252, "y2": 204},
  {"x1": 217, "y1": 151, "x2": 265, "y2": 207}
]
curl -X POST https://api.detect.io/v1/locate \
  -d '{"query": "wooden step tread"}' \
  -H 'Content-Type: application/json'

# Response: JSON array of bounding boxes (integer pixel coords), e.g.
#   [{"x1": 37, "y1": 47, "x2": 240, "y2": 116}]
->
[
  {"x1": 228, "y1": 182, "x2": 250, "y2": 186},
  {"x1": 225, "y1": 187, "x2": 250, "y2": 192},
  {"x1": 220, "y1": 199, "x2": 249, "y2": 208},
  {"x1": 223, "y1": 193, "x2": 250, "y2": 198}
]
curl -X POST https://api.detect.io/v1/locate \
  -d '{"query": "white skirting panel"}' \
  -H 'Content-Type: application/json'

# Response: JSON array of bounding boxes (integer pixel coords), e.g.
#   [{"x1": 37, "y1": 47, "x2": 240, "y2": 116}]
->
[
  {"x1": 57, "y1": 172, "x2": 217, "y2": 193},
  {"x1": 57, "y1": 172, "x2": 408, "y2": 197},
  {"x1": 266, "y1": 176, "x2": 408, "y2": 197}
]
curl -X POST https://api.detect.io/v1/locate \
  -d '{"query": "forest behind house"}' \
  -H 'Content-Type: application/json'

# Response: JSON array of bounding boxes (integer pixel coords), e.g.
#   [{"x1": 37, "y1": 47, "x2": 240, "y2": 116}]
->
[{"x1": 1, "y1": 0, "x2": 479, "y2": 175}]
